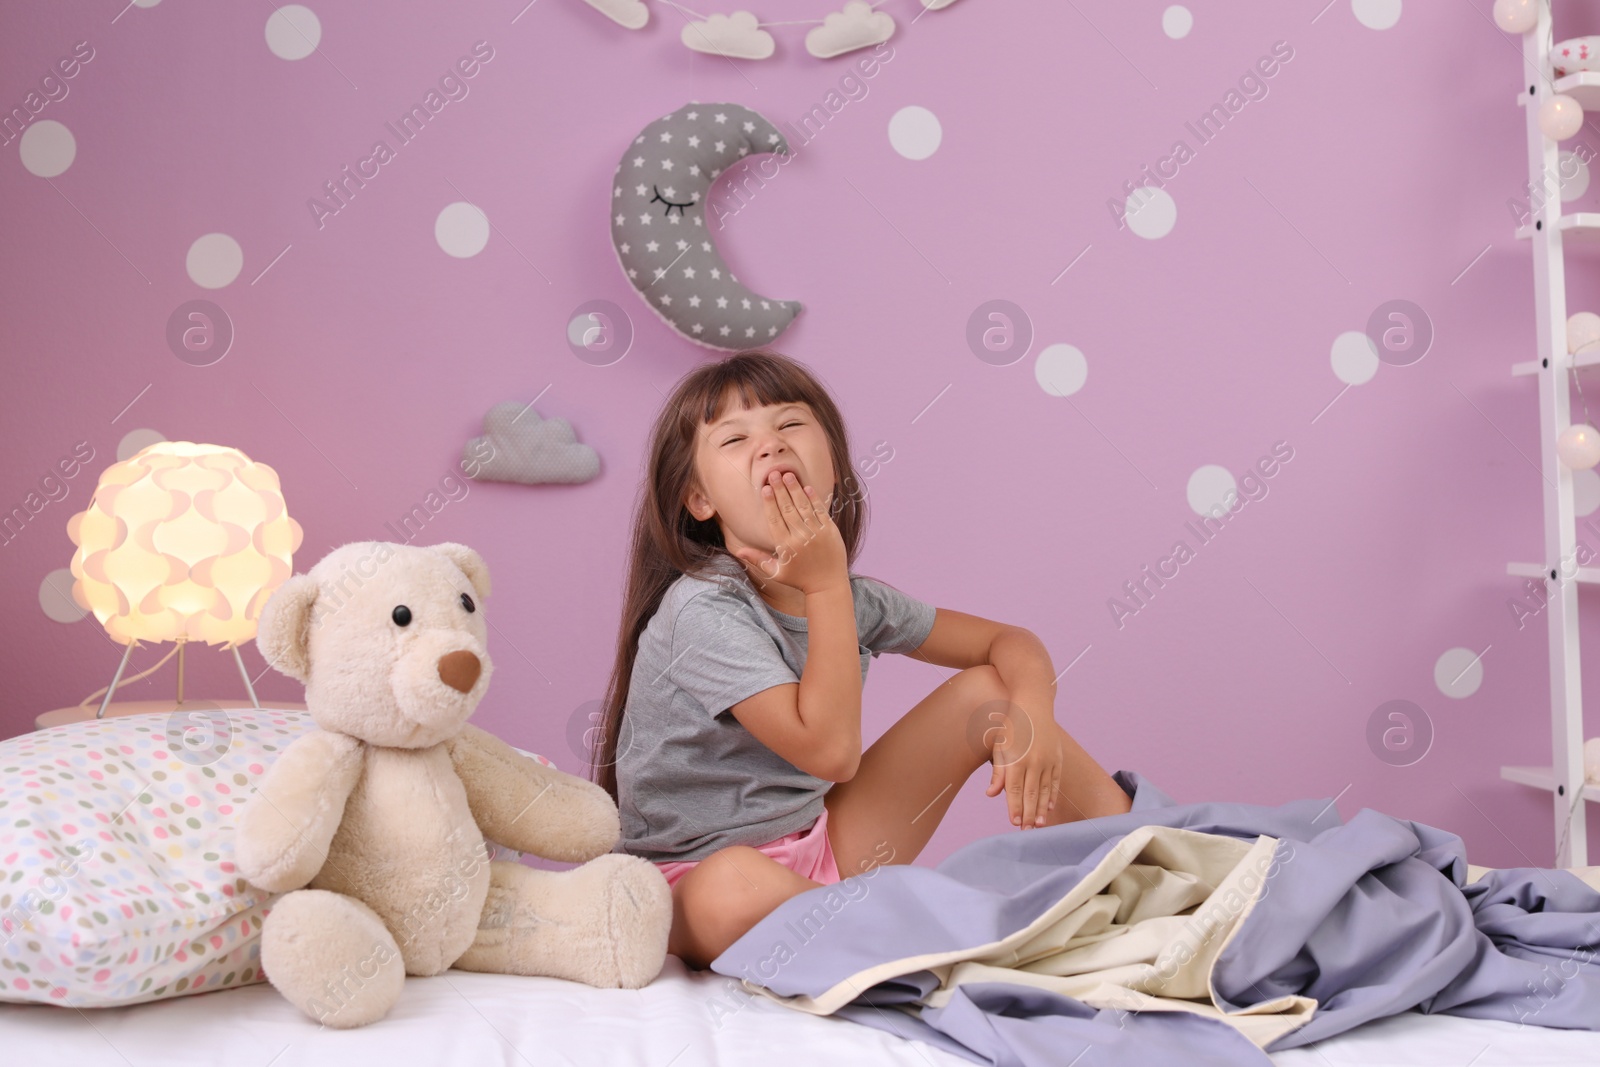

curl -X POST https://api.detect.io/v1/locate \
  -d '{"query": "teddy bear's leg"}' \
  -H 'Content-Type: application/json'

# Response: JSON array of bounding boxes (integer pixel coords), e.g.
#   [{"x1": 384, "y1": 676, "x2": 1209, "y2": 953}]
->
[
  {"x1": 453, "y1": 855, "x2": 671, "y2": 988},
  {"x1": 260, "y1": 888, "x2": 406, "y2": 1028}
]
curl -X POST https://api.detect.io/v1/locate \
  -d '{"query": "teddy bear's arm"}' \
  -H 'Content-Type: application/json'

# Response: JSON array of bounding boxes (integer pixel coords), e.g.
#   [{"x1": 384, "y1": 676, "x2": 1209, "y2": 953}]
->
[
  {"x1": 446, "y1": 723, "x2": 620, "y2": 862},
  {"x1": 234, "y1": 730, "x2": 365, "y2": 893}
]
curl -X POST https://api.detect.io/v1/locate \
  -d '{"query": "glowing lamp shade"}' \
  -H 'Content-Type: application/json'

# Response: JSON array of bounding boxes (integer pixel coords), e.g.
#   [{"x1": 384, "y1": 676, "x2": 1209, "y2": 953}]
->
[{"x1": 66, "y1": 442, "x2": 303, "y2": 647}]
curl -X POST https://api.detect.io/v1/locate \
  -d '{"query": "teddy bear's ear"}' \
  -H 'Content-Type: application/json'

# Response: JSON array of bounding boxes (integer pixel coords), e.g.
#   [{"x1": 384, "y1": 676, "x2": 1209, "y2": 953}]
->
[
  {"x1": 431, "y1": 542, "x2": 491, "y2": 601},
  {"x1": 254, "y1": 574, "x2": 320, "y2": 683}
]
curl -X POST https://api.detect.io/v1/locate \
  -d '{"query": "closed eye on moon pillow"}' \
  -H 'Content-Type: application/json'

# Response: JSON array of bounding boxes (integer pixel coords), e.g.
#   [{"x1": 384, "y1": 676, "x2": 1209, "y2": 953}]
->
[{"x1": 610, "y1": 101, "x2": 803, "y2": 351}]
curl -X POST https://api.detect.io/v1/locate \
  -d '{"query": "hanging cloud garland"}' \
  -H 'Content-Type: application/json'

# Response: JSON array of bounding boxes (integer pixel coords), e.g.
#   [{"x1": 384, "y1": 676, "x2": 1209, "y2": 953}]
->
[{"x1": 577, "y1": 0, "x2": 962, "y2": 60}]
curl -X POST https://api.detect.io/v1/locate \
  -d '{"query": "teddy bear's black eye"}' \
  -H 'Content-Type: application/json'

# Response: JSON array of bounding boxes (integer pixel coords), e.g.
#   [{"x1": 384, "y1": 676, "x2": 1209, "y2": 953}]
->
[
  {"x1": 392, "y1": 605, "x2": 412, "y2": 627},
  {"x1": 460, "y1": 592, "x2": 475, "y2": 613}
]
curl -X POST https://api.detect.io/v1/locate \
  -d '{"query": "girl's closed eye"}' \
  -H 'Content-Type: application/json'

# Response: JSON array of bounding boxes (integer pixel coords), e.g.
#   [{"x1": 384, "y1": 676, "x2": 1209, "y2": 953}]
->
[{"x1": 722, "y1": 420, "x2": 803, "y2": 447}]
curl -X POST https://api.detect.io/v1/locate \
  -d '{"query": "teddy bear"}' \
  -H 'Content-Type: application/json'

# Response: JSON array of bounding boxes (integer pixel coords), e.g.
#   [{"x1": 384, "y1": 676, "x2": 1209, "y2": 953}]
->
[{"x1": 233, "y1": 539, "x2": 672, "y2": 1028}]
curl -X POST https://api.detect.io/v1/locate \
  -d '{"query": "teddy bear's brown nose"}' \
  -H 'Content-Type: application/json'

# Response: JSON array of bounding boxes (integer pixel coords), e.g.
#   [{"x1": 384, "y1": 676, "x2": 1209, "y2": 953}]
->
[{"x1": 437, "y1": 650, "x2": 481, "y2": 693}]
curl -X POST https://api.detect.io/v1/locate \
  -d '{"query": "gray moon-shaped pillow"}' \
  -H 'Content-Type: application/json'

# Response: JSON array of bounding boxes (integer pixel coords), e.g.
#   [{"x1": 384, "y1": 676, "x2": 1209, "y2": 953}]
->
[{"x1": 610, "y1": 101, "x2": 803, "y2": 351}]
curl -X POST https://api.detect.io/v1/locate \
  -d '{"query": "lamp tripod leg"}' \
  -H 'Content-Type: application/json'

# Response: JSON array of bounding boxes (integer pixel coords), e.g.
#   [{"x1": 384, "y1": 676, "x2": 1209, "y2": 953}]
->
[
  {"x1": 97, "y1": 640, "x2": 139, "y2": 720},
  {"x1": 232, "y1": 644, "x2": 262, "y2": 710}
]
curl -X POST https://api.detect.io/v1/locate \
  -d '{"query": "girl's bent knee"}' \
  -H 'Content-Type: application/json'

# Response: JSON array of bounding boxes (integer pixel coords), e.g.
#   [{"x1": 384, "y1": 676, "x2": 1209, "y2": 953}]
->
[
  {"x1": 954, "y1": 663, "x2": 1008, "y2": 704},
  {"x1": 696, "y1": 845, "x2": 764, "y2": 882},
  {"x1": 680, "y1": 848, "x2": 765, "y2": 920},
  {"x1": 673, "y1": 846, "x2": 777, "y2": 966}
]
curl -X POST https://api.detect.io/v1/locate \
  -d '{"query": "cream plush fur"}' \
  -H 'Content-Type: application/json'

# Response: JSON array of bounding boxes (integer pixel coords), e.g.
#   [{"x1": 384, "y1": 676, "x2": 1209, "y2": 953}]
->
[{"x1": 234, "y1": 541, "x2": 671, "y2": 1028}]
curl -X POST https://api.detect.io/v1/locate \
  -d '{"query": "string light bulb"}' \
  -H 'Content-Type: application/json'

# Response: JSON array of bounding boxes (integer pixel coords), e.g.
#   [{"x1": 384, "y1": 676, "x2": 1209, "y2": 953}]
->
[
  {"x1": 1539, "y1": 95, "x2": 1584, "y2": 141},
  {"x1": 1493, "y1": 0, "x2": 1539, "y2": 35}
]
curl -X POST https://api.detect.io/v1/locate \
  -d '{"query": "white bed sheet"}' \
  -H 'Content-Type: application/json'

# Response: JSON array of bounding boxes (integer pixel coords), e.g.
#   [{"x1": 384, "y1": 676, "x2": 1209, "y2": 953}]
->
[{"x1": 2, "y1": 954, "x2": 1596, "y2": 1066}]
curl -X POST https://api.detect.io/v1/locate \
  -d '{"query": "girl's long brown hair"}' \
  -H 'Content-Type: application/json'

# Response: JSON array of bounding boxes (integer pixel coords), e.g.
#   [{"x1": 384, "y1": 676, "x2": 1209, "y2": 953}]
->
[{"x1": 592, "y1": 350, "x2": 872, "y2": 802}]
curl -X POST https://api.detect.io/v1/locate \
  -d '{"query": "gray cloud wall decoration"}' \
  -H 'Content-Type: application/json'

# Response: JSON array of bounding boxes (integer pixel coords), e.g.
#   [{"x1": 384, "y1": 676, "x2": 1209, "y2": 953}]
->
[{"x1": 464, "y1": 402, "x2": 601, "y2": 485}]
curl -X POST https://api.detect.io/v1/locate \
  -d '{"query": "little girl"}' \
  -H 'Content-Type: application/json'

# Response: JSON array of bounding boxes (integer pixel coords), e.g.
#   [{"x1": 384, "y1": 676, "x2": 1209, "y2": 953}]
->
[{"x1": 593, "y1": 350, "x2": 1131, "y2": 969}]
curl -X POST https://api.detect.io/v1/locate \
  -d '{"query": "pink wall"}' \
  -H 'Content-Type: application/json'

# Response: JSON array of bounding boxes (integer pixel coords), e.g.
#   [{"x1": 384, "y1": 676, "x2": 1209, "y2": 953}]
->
[{"x1": 3, "y1": 0, "x2": 1597, "y2": 868}]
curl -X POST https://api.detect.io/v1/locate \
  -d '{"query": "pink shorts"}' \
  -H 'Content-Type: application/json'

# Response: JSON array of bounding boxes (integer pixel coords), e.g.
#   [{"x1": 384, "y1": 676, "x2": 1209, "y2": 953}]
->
[{"x1": 654, "y1": 804, "x2": 842, "y2": 890}]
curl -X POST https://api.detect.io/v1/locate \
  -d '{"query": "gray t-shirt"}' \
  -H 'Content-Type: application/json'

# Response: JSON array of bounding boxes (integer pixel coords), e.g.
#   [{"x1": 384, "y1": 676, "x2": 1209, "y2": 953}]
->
[{"x1": 612, "y1": 551, "x2": 938, "y2": 863}]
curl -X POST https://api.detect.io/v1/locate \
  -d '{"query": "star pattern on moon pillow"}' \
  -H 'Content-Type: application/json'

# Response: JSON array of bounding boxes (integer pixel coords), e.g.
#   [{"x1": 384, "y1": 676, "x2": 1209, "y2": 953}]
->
[{"x1": 610, "y1": 101, "x2": 803, "y2": 351}]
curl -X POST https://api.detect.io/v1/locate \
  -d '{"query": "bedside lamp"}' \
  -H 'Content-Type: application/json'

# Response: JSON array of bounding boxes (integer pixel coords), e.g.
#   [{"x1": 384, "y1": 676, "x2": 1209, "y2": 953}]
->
[{"x1": 65, "y1": 441, "x2": 303, "y2": 719}]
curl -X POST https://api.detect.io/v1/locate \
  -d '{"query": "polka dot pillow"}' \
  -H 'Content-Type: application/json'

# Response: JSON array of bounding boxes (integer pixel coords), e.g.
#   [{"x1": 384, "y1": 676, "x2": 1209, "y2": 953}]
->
[{"x1": 0, "y1": 707, "x2": 556, "y2": 1008}]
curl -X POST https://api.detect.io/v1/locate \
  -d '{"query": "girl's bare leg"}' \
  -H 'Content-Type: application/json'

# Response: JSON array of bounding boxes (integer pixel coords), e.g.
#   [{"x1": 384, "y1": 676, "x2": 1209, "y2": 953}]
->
[
  {"x1": 666, "y1": 845, "x2": 820, "y2": 970},
  {"x1": 1039, "y1": 719, "x2": 1132, "y2": 827},
  {"x1": 824, "y1": 665, "x2": 1131, "y2": 873}
]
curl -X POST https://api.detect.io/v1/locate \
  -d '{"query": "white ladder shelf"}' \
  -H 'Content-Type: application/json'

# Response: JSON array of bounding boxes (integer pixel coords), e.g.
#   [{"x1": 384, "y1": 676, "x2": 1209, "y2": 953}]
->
[{"x1": 1502, "y1": 8, "x2": 1592, "y2": 868}]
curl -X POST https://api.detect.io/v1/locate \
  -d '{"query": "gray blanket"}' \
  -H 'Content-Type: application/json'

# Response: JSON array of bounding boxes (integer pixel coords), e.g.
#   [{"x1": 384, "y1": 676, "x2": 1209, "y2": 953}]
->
[{"x1": 710, "y1": 771, "x2": 1600, "y2": 1066}]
